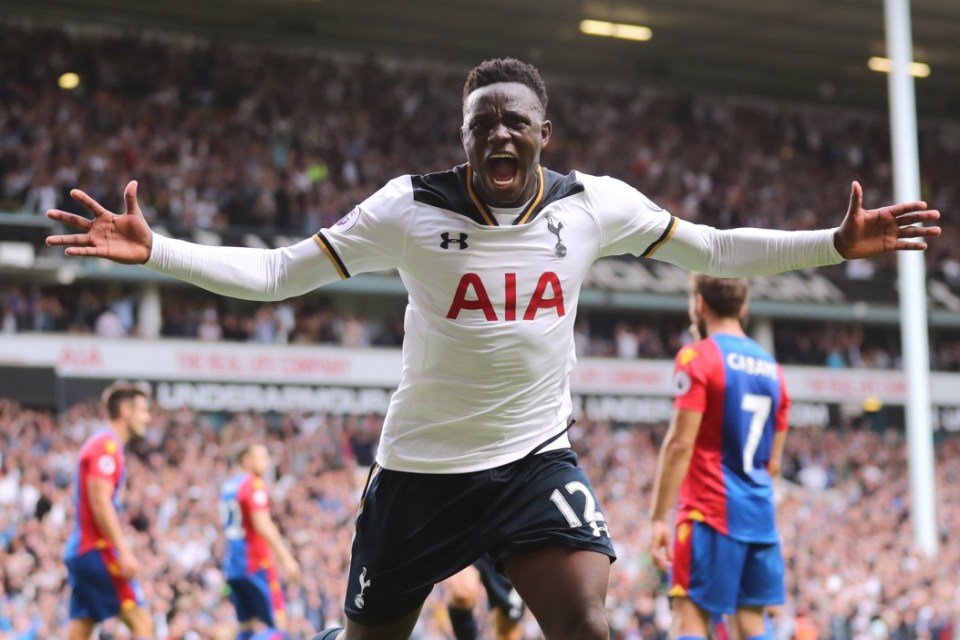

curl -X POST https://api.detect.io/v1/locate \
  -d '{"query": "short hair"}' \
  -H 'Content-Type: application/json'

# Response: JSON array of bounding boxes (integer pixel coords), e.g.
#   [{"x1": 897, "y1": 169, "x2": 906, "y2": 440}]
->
[
  {"x1": 232, "y1": 441, "x2": 258, "y2": 466},
  {"x1": 692, "y1": 274, "x2": 749, "y2": 319},
  {"x1": 101, "y1": 382, "x2": 148, "y2": 420},
  {"x1": 462, "y1": 58, "x2": 548, "y2": 112}
]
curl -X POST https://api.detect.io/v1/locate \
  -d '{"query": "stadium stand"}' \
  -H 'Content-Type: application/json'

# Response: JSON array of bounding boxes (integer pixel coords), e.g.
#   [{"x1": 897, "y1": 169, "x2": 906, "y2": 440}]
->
[
  {"x1": 1, "y1": 16, "x2": 959, "y2": 640},
  {"x1": 1, "y1": 24, "x2": 958, "y2": 275}
]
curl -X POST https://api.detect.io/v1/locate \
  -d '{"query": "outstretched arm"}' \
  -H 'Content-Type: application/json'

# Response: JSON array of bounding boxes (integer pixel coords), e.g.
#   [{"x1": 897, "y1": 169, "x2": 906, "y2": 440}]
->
[
  {"x1": 652, "y1": 181, "x2": 941, "y2": 276},
  {"x1": 47, "y1": 181, "x2": 340, "y2": 301}
]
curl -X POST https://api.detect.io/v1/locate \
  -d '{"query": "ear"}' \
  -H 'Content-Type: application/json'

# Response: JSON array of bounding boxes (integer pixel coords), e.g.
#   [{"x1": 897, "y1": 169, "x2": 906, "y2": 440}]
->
[
  {"x1": 739, "y1": 294, "x2": 750, "y2": 319},
  {"x1": 541, "y1": 119, "x2": 552, "y2": 148}
]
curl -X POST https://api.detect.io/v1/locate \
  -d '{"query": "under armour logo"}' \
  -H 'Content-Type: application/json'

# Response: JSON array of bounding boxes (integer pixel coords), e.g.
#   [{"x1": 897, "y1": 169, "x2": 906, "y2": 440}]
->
[
  {"x1": 547, "y1": 218, "x2": 567, "y2": 258},
  {"x1": 440, "y1": 232, "x2": 469, "y2": 250},
  {"x1": 354, "y1": 567, "x2": 372, "y2": 609}
]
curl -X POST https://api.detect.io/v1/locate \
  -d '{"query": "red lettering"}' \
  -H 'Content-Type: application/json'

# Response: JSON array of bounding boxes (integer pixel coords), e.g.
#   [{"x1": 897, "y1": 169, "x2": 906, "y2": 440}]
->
[
  {"x1": 178, "y1": 352, "x2": 202, "y2": 371},
  {"x1": 281, "y1": 355, "x2": 349, "y2": 375},
  {"x1": 61, "y1": 346, "x2": 103, "y2": 368},
  {"x1": 250, "y1": 355, "x2": 275, "y2": 373},
  {"x1": 446, "y1": 273, "x2": 497, "y2": 321},
  {"x1": 208, "y1": 353, "x2": 240, "y2": 372},
  {"x1": 524, "y1": 271, "x2": 565, "y2": 320},
  {"x1": 504, "y1": 273, "x2": 517, "y2": 321}
]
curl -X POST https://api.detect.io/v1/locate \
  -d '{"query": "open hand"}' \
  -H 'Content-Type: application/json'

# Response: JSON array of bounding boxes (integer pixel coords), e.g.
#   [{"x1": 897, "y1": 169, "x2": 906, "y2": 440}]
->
[
  {"x1": 834, "y1": 181, "x2": 941, "y2": 259},
  {"x1": 46, "y1": 180, "x2": 153, "y2": 265}
]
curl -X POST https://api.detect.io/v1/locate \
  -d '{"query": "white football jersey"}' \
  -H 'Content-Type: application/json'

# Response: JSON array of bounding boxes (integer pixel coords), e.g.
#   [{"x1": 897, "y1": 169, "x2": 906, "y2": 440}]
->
[{"x1": 318, "y1": 164, "x2": 676, "y2": 472}]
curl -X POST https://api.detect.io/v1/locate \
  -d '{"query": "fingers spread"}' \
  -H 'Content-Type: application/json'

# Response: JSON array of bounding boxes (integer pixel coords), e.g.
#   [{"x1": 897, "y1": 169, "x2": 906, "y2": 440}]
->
[
  {"x1": 849, "y1": 181, "x2": 863, "y2": 212},
  {"x1": 899, "y1": 225, "x2": 942, "y2": 238},
  {"x1": 123, "y1": 180, "x2": 139, "y2": 215},
  {"x1": 47, "y1": 233, "x2": 91, "y2": 247},
  {"x1": 880, "y1": 201, "x2": 929, "y2": 217},
  {"x1": 70, "y1": 189, "x2": 112, "y2": 218},
  {"x1": 895, "y1": 209, "x2": 941, "y2": 225},
  {"x1": 894, "y1": 240, "x2": 928, "y2": 251},
  {"x1": 64, "y1": 246, "x2": 103, "y2": 257},
  {"x1": 46, "y1": 210, "x2": 93, "y2": 230}
]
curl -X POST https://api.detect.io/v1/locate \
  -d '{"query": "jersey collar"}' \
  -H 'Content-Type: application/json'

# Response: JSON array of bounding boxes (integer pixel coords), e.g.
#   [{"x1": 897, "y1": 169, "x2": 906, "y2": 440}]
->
[{"x1": 465, "y1": 164, "x2": 545, "y2": 226}]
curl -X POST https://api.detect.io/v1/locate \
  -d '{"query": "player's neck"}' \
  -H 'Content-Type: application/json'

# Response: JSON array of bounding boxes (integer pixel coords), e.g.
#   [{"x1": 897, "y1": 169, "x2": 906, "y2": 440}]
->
[
  {"x1": 109, "y1": 421, "x2": 130, "y2": 444},
  {"x1": 705, "y1": 317, "x2": 745, "y2": 338}
]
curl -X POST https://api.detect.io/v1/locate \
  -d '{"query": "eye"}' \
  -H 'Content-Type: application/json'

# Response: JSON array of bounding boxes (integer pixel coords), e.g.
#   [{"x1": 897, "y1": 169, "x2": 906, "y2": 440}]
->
[{"x1": 505, "y1": 116, "x2": 529, "y2": 130}]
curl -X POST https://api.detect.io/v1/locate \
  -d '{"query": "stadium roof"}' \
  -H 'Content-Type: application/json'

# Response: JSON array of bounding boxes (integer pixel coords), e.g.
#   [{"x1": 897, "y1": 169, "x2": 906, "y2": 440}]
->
[{"x1": 5, "y1": 0, "x2": 960, "y2": 117}]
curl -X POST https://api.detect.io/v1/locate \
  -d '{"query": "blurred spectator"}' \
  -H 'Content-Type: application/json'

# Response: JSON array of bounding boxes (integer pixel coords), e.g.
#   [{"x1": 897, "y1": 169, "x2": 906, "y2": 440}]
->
[
  {"x1": 197, "y1": 306, "x2": 223, "y2": 341},
  {"x1": 0, "y1": 23, "x2": 956, "y2": 278},
  {"x1": 1, "y1": 396, "x2": 959, "y2": 638}
]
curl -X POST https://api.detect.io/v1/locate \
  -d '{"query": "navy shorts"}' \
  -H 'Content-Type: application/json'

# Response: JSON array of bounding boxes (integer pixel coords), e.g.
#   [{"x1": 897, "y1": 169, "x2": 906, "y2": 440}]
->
[
  {"x1": 670, "y1": 520, "x2": 785, "y2": 614},
  {"x1": 344, "y1": 448, "x2": 615, "y2": 625},
  {"x1": 228, "y1": 568, "x2": 286, "y2": 627},
  {"x1": 66, "y1": 549, "x2": 145, "y2": 622},
  {"x1": 475, "y1": 555, "x2": 524, "y2": 622}
]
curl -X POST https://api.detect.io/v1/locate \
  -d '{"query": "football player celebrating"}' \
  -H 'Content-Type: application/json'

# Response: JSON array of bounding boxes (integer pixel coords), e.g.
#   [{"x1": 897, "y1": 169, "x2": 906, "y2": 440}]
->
[{"x1": 48, "y1": 58, "x2": 939, "y2": 640}]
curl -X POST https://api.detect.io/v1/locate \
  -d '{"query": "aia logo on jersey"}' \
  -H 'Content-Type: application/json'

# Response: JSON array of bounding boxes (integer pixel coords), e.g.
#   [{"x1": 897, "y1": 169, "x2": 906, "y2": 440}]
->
[
  {"x1": 440, "y1": 232, "x2": 469, "y2": 250},
  {"x1": 446, "y1": 272, "x2": 565, "y2": 321}
]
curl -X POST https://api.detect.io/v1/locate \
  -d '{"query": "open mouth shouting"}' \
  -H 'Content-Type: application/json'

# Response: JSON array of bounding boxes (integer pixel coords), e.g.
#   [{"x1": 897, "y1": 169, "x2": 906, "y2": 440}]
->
[{"x1": 486, "y1": 153, "x2": 519, "y2": 190}]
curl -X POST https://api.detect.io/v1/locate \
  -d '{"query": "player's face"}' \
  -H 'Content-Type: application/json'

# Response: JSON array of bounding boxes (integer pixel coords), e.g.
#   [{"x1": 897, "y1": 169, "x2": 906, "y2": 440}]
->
[
  {"x1": 461, "y1": 82, "x2": 551, "y2": 207},
  {"x1": 125, "y1": 395, "x2": 152, "y2": 438},
  {"x1": 249, "y1": 444, "x2": 271, "y2": 477}
]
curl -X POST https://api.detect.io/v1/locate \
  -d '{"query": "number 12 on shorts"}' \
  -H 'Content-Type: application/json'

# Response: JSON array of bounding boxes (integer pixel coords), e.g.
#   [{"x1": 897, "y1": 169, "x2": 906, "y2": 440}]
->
[{"x1": 549, "y1": 481, "x2": 610, "y2": 537}]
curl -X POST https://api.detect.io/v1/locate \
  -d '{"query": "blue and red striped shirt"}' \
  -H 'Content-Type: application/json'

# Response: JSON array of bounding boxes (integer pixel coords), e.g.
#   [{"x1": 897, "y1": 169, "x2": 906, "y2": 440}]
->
[{"x1": 672, "y1": 333, "x2": 789, "y2": 543}]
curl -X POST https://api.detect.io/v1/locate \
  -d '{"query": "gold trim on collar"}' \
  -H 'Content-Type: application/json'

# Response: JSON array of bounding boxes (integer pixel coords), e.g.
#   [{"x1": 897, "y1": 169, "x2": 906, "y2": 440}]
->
[
  {"x1": 465, "y1": 165, "x2": 498, "y2": 226},
  {"x1": 514, "y1": 165, "x2": 545, "y2": 226}
]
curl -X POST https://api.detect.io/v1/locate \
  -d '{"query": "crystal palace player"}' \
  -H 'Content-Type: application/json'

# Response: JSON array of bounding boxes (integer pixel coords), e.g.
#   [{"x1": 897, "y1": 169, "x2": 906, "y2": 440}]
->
[
  {"x1": 47, "y1": 58, "x2": 939, "y2": 640},
  {"x1": 64, "y1": 382, "x2": 153, "y2": 640},
  {"x1": 220, "y1": 443, "x2": 301, "y2": 640},
  {"x1": 649, "y1": 275, "x2": 788, "y2": 640}
]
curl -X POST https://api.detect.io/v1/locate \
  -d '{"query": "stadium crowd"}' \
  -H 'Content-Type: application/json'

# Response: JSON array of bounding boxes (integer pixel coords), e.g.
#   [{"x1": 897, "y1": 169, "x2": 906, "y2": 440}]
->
[
  {"x1": 1, "y1": 397, "x2": 959, "y2": 639},
  {"x1": 2, "y1": 20, "x2": 960, "y2": 639},
  {"x1": 6, "y1": 282, "x2": 960, "y2": 371},
  {"x1": 0, "y1": 22, "x2": 958, "y2": 280}
]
